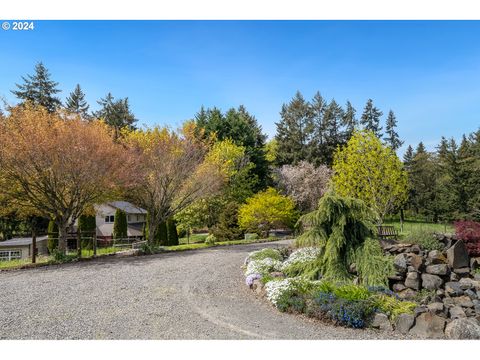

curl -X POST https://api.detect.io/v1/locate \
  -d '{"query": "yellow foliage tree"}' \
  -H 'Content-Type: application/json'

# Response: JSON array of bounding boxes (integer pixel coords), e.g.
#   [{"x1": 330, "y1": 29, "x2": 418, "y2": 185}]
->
[
  {"x1": 332, "y1": 130, "x2": 408, "y2": 223},
  {"x1": 0, "y1": 104, "x2": 132, "y2": 253},
  {"x1": 238, "y1": 188, "x2": 297, "y2": 237}
]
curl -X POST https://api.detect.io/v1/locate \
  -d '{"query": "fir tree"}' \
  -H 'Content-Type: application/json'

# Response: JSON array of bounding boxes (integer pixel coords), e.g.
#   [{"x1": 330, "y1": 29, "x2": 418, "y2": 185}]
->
[
  {"x1": 65, "y1": 84, "x2": 90, "y2": 119},
  {"x1": 384, "y1": 110, "x2": 403, "y2": 151},
  {"x1": 93, "y1": 93, "x2": 137, "y2": 139},
  {"x1": 11, "y1": 62, "x2": 62, "y2": 112},
  {"x1": 275, "y1": 91, "x2": 314, "y2": 166},
  {"x1": 342, "y1": 100, "x2": 357, "y2": 139},
  {"x1": 360, "y1": 99, "x2": 383, "y2": 138}
]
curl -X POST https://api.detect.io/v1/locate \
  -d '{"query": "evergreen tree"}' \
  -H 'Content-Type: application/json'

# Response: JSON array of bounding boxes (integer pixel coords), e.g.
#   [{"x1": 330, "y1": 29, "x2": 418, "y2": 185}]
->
[
  {"x1": 360, "y1": 99, "x2": 383, "y2": 138},
  {"x1": 113, "y1": 209, "x2": 128, "y2": 239},
  {"x1": 275, "y1": 91, "x2": 314, "y2": 166},
  {"x1": 384, "y1": 110, "x2": 403, "y2": 151},
  {"x1": 403, "y1": 145, "x2": 414, "y2": 168},
  {"x1": 166, "y1": 218, "x2": 179, "y2": 246},
  {"x1": 11, "y1": 62, "x2": 62, "y2": 112},
  {"x1": 65, "y1": 84, "x2": 90, "y2": 119},
  {"x1": 309, "y1": 92, "x2": 327, "y2": 164},
  {"x1": 194, "y1": 105, "x2": 269, "y2": 190},
  {"x1": 94, "y1": 93, "x2": 137, "y2": 139},
  {"x1": 321, "y1": 99, "x2": 345, "y2": 165},
  {"x1": 342, "y1": 100, "x2": 357, "y2": 140}
]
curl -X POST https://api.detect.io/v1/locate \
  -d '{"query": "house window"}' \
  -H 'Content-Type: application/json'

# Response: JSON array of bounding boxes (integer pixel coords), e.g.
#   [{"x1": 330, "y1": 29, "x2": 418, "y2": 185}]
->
[
  {"x1": 127, "y1": 215, "x2": 132, "y2": 222},
  {"x1": 0, "y1": 250, "x2": 22, "y2": 261},
  {"x1": 105, "y1": 215, "x2": 115, "y2": 223}
]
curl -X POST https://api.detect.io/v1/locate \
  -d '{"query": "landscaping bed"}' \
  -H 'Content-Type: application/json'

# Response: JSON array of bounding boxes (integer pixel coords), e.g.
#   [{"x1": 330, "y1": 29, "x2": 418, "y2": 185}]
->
[{"x1": 243, "y1": 238, "x2": 480, "y2": 339}]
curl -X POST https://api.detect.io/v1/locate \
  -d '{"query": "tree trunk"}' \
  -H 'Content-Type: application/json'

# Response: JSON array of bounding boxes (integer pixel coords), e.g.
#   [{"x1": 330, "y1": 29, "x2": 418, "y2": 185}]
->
[
  {"x1": 57, "y1": 221, "x2": 68, "y2": 254},
  {"x1": 77, "y1": 229, "x2": 82, "y2": 259},
  {"x1": 148, "y1": 212, "x2": 157, "y2": 245}
]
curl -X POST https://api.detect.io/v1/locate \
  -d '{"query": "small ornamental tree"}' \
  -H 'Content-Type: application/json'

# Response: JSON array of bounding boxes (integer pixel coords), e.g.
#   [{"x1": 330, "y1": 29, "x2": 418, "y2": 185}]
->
[
  {"x1": 113, "y1": 209, "x2": 128, "y2": 239},
  {"x1": 238, "y1": 188, "x2": 297, "y2": 237},
  {"x1": 166, "y1": 218, "x2": 179, "y2": 246},
  {"x1": 454, "y1": 220, "x2": 480, "y2": 256},
  {"x1": 332, "y1": 130, "x2": 408, "y2": 223}
]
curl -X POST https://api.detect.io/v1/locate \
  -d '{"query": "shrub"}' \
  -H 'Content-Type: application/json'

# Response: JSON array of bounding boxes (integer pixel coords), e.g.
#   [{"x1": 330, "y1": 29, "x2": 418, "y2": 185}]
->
[
  {"x1": 313, "y1": 292, "x2": 375, "y2": 329},
  {"x1": 281, "y1": 247, "x2": 323, "y2": 279},
  {"x1": 404, "y1": 227, "x2": 443, "y2": 252},
  {"x1": 333, "y1": 284, "x2": 371, "y2": 301},
  {"x1": 371, "y1": 294, "x2": 416, "y2": 321},
  {"x1": 354, "y1": 237, "x2": 395, "y2": 287},
  {"x1": 245, "y1": 258, "x2": 282, "y2": 277},
  {"x1": 166, "y1": 218, "x2": 179, "y2": 246},
  {"x1": 454, "y1": 220, "x2": 480, "y2": 256},
  {"x1": 238, "y1": 188, "x2": 298, "y2": 237},
  {"x1": 205, "y1": 234, "x2": 217, "y2": 245},
  {"x1": 112, "y1": 209, "x2": 127, "y2": 239},
  {"x1": 295, "y1": 193, "x2": 379, "y2": 282},
  {"x1": 245, "y1": 233, "x2": 259, "y2": 240},
  {"x1": 211, "y1": 201, "x2": 243, "y2": 241},
  {"x1": 78, "y1": 214, "x2": 96, "y2": 233},
  {"x1": 246, "y1": 248, "x2": 283, "y2": 264}
]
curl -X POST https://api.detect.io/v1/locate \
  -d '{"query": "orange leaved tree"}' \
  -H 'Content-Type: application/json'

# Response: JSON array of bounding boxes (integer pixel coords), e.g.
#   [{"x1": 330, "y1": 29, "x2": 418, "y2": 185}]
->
[
  {"x1": 122, "y1": 122, "x2": 224, "y2": 245},
  {"x1": 0, "y1": 104, "x2": 132, "y2": 253}
]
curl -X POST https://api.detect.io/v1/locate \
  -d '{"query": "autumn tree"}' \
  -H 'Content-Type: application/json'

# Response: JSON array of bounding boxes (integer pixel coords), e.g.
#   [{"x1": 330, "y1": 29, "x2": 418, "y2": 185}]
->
[
  {"x1": 11, "y1": 62, "x2": 62, "y2": 112},
  {"x1": 238, "y1": 188, "x2": 297, "y2": 237},
  {"x1": 276, "y1": 160, "x2": 332, "y2": 212},
  {"x1": 122, "y1": 123, "x2": 224, "y2": 245},
  {"x1": 0, "y1": 105, "x2": 131, "y2": 253},
  {"x1": 332, "y1": 130, "x2": 408, "y2": 223}
]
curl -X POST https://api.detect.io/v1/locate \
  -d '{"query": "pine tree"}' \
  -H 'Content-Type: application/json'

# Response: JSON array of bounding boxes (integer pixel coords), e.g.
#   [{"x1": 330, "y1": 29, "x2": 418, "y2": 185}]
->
[
  {"x1": 275, "y1": 91, "x2": 314, "y2": 166},
  {"x1": 11, "y1": 62, "x2": 62, "y2": 112},
  {"x1": 65, "y1": 84, "x2": 90, "y2": 119},
  {"x1": 321, "y1": 99, "x2": 345, "y2": 165},
  {"x1": 309, "y1": 92, "x2": 327, "y2": 164},
  {"x1": 384, "y1": 110, "x2": 403, "y2": 151},
  {"x1": 360, "y1": 99, "x2": 383, "y2": 138},
  {"x1": 403, "y1": 145, "x2": 414, "y2": 168},
  {"x1": 94, "y1": 93, "x2": 137, "y2": 139},
  {"x1": 342, "y1": 100, "x2": 357, "y2": 140}
]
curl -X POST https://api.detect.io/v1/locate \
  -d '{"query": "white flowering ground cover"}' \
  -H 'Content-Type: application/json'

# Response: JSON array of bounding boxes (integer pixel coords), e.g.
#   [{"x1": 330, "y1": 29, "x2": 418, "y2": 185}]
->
[
  {"x1": 280, "y1": 247, "x2": 322, "y2": 271},
  {"x1": 245, "y1": 258, "x2": 283, "y2": 277}
]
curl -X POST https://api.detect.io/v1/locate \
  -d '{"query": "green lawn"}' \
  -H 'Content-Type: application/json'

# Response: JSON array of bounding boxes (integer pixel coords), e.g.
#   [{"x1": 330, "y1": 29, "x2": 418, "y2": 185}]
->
[
  {"x1": 178, "y1": 233, "x2": 208, "y2": 245},
  {"x1": 0, "y1": 256, "x2": 50, "y2": 269},
  {"x1": 165, "y1": 236, "x2": 285, "y2": 252},
  {"x1": 382, "y1": 219, "x2": 454, "y2": 238}
]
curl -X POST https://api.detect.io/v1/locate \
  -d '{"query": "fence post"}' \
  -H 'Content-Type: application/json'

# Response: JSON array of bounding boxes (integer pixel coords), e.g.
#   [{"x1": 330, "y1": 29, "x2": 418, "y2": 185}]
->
[
  {"x1": 77, "y1": 229, "x2": 82, "y2": 259},
  {"x1": 32, "y1": 228, "x2": 37, "y2": 264},
  {"x1": 93, "y1": 232, "x2": 97, "y2": 257}
]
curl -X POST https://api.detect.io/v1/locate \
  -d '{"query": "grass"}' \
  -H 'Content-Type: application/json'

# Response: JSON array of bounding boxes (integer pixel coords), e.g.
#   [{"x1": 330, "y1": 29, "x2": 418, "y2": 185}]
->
[
  {"x1": 0, "y1": 256, "x2": 50, "y2": 269},
  {"x1": 164, "y1": 236, "x2": 284, "y2": 252},
  {"x1": 178, "y1": 233, "x2": 208, "y2": 245},
  {"x1": 382, "y1": 219, "x2": 454, "y2": 239}
]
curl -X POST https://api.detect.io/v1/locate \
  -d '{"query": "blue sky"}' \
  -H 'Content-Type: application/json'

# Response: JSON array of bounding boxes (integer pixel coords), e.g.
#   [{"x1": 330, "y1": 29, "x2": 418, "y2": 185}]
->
[{"x1": 1, "y1": 20, "x2": 479, "y2": 154}]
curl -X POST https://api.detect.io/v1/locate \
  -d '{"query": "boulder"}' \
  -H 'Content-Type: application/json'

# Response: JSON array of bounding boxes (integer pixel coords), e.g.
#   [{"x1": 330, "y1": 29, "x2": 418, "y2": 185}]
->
[
  {"x1": 398, "y1": 288, "x2": 417, "y2": 300},
  {"x1": 427, "y1": 302, "x2": 444, "y2": 314},
  {"x1": 445, "y1": 318, "x2": 480, "y2": 339},
  {"x1": 393, "y1": 283, "x2": 407, "y2": 292},
  {"x1": 454, "y1": 267, "x2": 471, "y2": 276},
  {"x1": 425, "y1": 264, "x2": 449, "y2": 276},
  {"x1": 449, "y1": 305, "x2": 466, "y2": 319},
  {"x1": 405, "y1": 271, "x2": 421, "y2": 290},
  {"x1": 450, "y1": 272, "x2": 460, "y2": 282},
  {"x1": 445, "y1": 282, "x2": 464, "y2": 296},
  {"x1": 372, "y1": 313, "x2": 393, "y2": 331},
  {"x1": 436, "y1": 289, "x2": 445, "y2": 298},
  {"x1": 395, "y1": 313, "x2": 415, "y2": 334},
  {"x1": 422, "y1": 273, "x2": 443, "y2": 290},
  {"x1": 409, "y1": 312, "x2": 446, "y2": 339},
  {"x1": 269, "y1": 272, "x2": 285, "y2": 278},
  {"x1": 408, "y1": 253, "x2": 423, "y2": 271},
  {"x1": 428, "y1": 250, "x2": 447, "y2": 264},
  {"x1": 459, "y1": 277, "x2": 477, "y2": 290},
  {"x1": 409, "y1": 245, "x2": 421, "y2": 254},
  {"x1": 475, "y1": 273, "x2": 480, "y2": 281},
  {"x1": 394, "y1": 253, "x2": 408, "y2": 273},
  {"x1": 446, "y1": 240, "x2": 470, "y2": 269},
  {"x1": 470, "y1": 257, "x2": 480, "y2": 270},
  {"x1": 465, "y1": 289, "x2": 478, "y2": 300},
  {"x1": 414, "y1": 306, "x2": 428, "y2": 317},
  {"x1": 388, "y1": 273, "x2": 405, "y2": 281},
  {"x1": 454, "y1": 296, "x2": 474, "y2": 308}
]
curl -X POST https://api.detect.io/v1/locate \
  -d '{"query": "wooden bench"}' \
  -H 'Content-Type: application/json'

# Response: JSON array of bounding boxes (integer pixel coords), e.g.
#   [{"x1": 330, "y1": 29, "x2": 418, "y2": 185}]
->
[{"x1": 377, "y1": 225, "x2": 398, "y2": 241}]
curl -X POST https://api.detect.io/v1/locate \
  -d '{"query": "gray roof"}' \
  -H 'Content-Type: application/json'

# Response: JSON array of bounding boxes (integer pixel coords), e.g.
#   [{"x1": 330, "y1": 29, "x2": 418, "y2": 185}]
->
[
  {"x1": 0, "y1": 236, "x2": 48, "y2": 247},
  {"x1": 107, "y1": 201, "x2": 147, "y2": 214}
]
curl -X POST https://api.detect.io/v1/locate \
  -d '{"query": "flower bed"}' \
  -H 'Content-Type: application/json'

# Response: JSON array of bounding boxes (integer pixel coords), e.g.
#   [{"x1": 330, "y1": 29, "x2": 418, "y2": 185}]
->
[{"x1": 243, "y1": 246, "x2": 416, "y2": 331}]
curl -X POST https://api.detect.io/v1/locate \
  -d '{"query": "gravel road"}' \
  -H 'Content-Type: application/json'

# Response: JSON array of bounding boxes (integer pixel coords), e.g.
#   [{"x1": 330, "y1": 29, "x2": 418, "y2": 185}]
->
[{"x1": 0, "y1": 240, "x2": 410, "y2": 339}]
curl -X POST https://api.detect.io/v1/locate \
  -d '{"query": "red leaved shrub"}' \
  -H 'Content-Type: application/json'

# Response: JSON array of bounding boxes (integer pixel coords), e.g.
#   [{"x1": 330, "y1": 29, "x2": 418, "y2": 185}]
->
[{"x1": 454, "y1": 220, "x2": 480, "y2": 257}]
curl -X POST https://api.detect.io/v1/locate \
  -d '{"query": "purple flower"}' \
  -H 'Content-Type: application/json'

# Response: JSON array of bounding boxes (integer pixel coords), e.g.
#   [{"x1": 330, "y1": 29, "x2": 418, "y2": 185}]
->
[{"x1": 246, "y1": 273, "x2": 262, "y2": 287}]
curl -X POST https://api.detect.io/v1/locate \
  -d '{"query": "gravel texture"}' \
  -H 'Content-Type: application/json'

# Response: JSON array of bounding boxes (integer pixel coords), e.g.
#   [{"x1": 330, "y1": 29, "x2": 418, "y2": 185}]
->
[{"x1": 0, "y1": 240, "x2": 411, "y2": 339}]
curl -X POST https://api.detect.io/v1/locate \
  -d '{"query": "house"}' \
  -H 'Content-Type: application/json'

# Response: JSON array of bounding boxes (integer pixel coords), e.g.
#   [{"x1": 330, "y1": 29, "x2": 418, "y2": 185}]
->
[
  {"x1": 0, "y1": 236, "x2": 48, "y2": 261},
  {"x1": 95, "y1": 201, "x2": 147, "y2": 241}
]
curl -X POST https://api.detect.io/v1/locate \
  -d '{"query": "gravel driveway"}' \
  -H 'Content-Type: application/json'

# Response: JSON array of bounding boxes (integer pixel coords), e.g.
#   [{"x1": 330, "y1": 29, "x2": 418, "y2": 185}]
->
[{"x1": 0, "y1": 240, "x2": 410, "y2": 339}]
